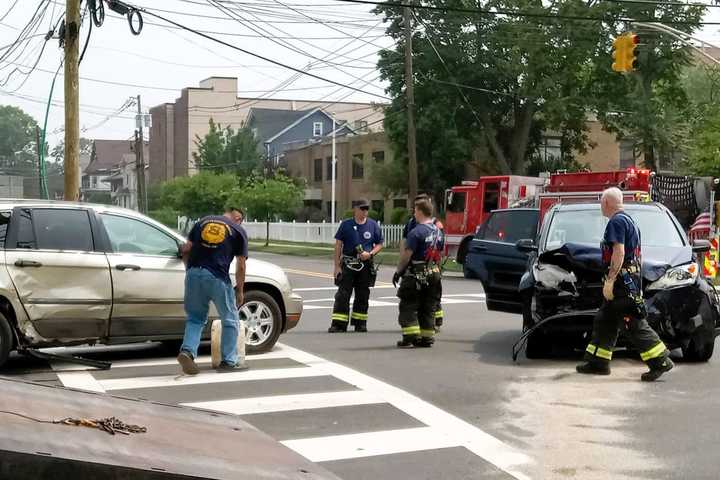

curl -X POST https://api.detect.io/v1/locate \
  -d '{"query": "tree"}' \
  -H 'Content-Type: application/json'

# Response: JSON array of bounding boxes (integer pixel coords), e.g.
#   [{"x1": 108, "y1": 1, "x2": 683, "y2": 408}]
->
[
  {"x1": 160, "y1": 172, "x2": 239, "y2": 219},
  {"x1": 193, "y1": 119, "x2": 263, "y2": 177},
  {"x1": 228, "y1": 175, "x2": 304, "y2": 246},
  {"x1": 683, "y1": 65, "x2": 720, "y2": 177},
  {"x1": 0, "y1": 105, "x2": 38, "y2": 177}
]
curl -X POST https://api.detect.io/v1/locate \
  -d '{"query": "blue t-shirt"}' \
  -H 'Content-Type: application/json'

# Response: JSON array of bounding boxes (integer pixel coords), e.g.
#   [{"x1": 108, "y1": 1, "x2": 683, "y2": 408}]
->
[
  {"x1": 403, "y1": 216, "x2": 445, "y2": 250},
  {"x1": 335, "y1": 218, "x2": 383, "y2": 256},
  {"x1": 188, "y1": 215, "x2": 248, "y2": 283},
  {"x1": 601, "y1": 211, "x2": 640, "y2": 267},
  {"x1": 405, "y1": 222, "x2": 442, "y2": 261}
]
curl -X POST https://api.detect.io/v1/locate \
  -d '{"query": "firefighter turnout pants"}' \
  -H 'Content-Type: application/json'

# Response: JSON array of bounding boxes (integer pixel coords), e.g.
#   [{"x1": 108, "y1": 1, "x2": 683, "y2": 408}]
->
[
  {"x1": 433, "y1": 281, "x2": 444, "y2": 329},
  {"x1": 330, "y1": 260, "x2": 372, "y2": 331},
  {"x1": 397, "y1": 269, "x2": 442, "y2": 344},
  {"x1": 584, "y1": 296, "x2": 669, "y2": 368}
]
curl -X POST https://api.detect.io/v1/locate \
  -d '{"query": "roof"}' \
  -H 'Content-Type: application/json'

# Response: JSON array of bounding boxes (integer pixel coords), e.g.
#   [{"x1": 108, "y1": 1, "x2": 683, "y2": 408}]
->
[
  {"x1": 553, "y1": 202, "x2": 663, "y2": 211},
  {"x1": 247, "y1": 108, "x2": 314, "y2": 142},
  {"x1": 85, "y1": 140, "x2": 145, "y2": 175}
]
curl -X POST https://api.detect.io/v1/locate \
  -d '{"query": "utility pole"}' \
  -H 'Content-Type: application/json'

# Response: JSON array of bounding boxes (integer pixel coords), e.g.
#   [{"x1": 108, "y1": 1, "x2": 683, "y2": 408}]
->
[
  {"x1": 64, "y1": 0, "x2": 81, "y2": 201},
  {"x1": 135, "y1": 95, "x2": 147, "y2": 213},
  {"x1": 331, "y1": 112, "x2": 336, "y2": 225},
  {"x1": 404, "y1": 5, "x2": 418, "y2": 203},
  {"x1": 35, "y1": 126, "x2": 43, "y2": 198}
]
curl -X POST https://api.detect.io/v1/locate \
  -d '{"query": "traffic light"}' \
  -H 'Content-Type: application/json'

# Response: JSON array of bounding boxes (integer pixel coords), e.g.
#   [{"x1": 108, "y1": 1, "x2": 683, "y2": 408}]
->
[{"x1": 611, "y1": 33, "x2": 639, "y2": 73}]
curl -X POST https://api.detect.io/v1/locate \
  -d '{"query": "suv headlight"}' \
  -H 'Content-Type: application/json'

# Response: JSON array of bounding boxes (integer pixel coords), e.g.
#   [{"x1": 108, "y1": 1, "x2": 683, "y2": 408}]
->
[{"x1": 646, "y1": 263, "x2": 698, "y2": 291}]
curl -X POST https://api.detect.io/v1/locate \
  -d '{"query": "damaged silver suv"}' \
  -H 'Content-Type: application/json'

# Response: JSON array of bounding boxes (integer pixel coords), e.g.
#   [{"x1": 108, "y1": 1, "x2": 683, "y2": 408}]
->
[
  {"x1": 0, "y1": 201, "x2": 303, "y2": 368},
  {"x1": 481, "y1": 202, "x2": 720, "y2": 361}
]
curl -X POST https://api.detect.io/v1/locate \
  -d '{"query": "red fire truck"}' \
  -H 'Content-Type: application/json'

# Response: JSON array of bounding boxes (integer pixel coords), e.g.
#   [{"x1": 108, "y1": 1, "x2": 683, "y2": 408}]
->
[{"x1": 444, "y1": 168, "x2": 653, "y2": 263}]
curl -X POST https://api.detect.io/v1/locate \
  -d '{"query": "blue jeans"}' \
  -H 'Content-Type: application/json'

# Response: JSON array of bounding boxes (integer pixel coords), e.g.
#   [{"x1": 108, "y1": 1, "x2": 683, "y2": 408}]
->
[{"x1": 181, "y1": 267, "x2": 239, "y2": 365}]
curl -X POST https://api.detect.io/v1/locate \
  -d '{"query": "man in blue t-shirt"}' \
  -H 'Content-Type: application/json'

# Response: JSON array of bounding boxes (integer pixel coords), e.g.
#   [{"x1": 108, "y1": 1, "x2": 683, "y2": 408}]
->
[
  {"x1": 393, "y1": 196, "x2": 443, "y2": 348},
  {"x1": 577, "y1": 188, "x2": 673, "y2": 382},
  {"x1": 329, "y1": 199, "x2": 384, "y2": 333},
  {"x1": 177, "y1": 207, "x2": 249, "y2": 375},
  {"x1": 402, "y1": 194, "x2": 446, "y2": 330}
]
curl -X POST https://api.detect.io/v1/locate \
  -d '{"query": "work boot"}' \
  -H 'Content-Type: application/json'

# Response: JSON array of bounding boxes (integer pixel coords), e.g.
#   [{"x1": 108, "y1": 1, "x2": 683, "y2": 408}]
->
[
  {"x1": 416, "y1": 337, "x2": 434, "y2": 348},
  {"x1": 354, "y1": 320, "x2": 367, "y2": 333},
  {"x1": 641, "y1": 357, "x2": 674, "y2": 382},
  {"x1": 177, "y1": 351, "x2": 199, "y2": 376},
  {"x1": 576, "y1": 361, "x2": 611, "y2": 375},
  {"x1": 216, "y1": 361, "x2": 249, "y2": 372},
  {"x1": 397, "y1": 336, "x2": 418, "y2": 348},
  {"x1": 328, "y1": 324, "x2": 347, "y2": 333}
]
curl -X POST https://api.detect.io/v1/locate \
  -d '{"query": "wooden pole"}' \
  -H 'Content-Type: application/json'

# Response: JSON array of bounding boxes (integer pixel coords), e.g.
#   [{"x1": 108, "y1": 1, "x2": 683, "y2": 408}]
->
[
  {"x1": 63, "y1": 0, "x2": 81, "y2": 201},
  {"x1": 404, "y1": 5, "x2": 418, "y2": 203}
]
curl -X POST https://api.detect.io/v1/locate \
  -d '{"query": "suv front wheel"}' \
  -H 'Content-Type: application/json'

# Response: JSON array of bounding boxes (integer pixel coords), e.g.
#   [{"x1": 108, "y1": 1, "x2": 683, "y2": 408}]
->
[{"x1": 240, "y1": 290, "x2": 283, "y2": 354}]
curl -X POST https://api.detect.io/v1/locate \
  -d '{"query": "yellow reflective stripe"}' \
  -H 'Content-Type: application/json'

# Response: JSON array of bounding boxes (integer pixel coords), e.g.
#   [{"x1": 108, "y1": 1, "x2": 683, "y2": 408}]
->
[
  {"x1": 420, "y1": 329, "x2": 435, "y2": 337},
  {"x1": 351, "y1": 312, "x2": 368, "y2": 320},
  {"x1": 586, "y1": 343, "x2": 612, "y2": 360},
  {"x1": 331, "y1": 313, "x2": 349, "y2": 322},
  {"x1": 640, "y1": 342, "x2": 666, "y2": 361},
  {"x1": 595, "y1": 347, "x2": 613, "y2": 360},
  {"x1": 402, "y1": 326, "x2": 420, "y2": 335},
  {"x1": 434, "y1": 310, "x2": 444, "y2": 319}
]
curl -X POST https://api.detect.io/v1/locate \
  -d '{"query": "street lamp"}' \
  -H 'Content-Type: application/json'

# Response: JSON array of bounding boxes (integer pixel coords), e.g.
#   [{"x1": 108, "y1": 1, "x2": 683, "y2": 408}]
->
[{"x1": 331, "y1": 112, "x2": 336, "y2": 225}]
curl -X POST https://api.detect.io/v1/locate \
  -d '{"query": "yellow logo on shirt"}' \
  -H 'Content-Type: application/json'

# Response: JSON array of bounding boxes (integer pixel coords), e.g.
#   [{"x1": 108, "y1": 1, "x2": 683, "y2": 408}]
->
[{"x1": 200, "y1": 221, "x2": 229, "y2": 247}]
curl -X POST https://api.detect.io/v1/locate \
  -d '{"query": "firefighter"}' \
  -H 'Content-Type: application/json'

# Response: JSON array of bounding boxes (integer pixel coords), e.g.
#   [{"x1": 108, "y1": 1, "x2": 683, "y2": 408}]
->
[
  {"x1": 393, "y1": 197, "x2": 443, "y2": 348},
  {"x1": 328, "y1": 199, "x2": 384, "y2": 333},
  {"x1": 576, "y1": 187, "x2": 674, "y2": 382},
  {"x1": 402, "y1": 194, "x2": 446, "y2": 331}
]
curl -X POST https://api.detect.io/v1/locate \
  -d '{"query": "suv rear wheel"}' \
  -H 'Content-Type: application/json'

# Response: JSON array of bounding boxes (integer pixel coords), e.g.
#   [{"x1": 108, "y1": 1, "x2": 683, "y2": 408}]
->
[
  {"x1": 240, "y1": 290, "x2": 283, "y2": 354},
  {"x1": 0, "y1": 312, "x2": 13, "y2": 368}
]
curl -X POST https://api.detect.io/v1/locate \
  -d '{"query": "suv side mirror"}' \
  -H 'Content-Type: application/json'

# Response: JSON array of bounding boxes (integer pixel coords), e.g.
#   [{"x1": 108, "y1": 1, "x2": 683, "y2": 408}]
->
[
  {"x1": 692, "y1": 239, "x2": 711, "y2": 254},
  {"x1": 516, "y1": 238, "x2": 538, "y2": 253}
]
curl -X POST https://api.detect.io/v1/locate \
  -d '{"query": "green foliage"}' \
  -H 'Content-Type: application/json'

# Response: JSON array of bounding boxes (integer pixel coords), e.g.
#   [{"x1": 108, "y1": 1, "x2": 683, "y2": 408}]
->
[
  {"x1": 193, "y1": 119, "x2": 263, "y2": 176},
  {"x1": 0, "y1": 105, "x2": 37, "y2": 161},
  {"x1": 229, "y1": 174, "x2": 304, "y2": 221},
  {"x1": 160, "y1": 172, "x2": 239, "y2": 219},
  {"x1": 341, "y1": 209, "x2": 354, "y2": 220},
  {"x1": 86, "y1": 192, "x2": 112, "y2": 205},
  {"x1": 341, "y1": 209, "x2": 382, "y2": 222},
  {"x1": 149, "y1": 207, "x2": 181, "y2": 228},
  {"x1": 390, "y1": 207, "x2": 410, "y2": 225},
  {"x1": 682, "y1": 65, "x2": 720, "y2": 177}
]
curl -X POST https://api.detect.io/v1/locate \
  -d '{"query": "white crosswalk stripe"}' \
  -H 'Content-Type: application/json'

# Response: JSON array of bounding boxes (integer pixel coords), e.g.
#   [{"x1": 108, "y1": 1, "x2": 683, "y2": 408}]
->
[
  {"x1": 52, "y1": 343, "x2": 532, "y2": 480},
  {"x1": 303, "y1": 293, "x2": 486, "y2": 310}
]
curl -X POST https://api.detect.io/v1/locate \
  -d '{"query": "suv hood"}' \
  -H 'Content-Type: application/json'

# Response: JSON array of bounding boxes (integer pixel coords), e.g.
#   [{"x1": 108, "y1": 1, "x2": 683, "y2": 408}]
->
[{"x1": 538, "y1": 242, "x2": 693, "y2": 283}]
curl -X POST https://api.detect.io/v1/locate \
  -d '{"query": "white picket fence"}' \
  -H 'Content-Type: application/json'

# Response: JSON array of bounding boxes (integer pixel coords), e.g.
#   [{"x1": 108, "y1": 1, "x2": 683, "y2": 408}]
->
[{"x1": 177, "y1": 217, "x2": 406, "y2": 248}]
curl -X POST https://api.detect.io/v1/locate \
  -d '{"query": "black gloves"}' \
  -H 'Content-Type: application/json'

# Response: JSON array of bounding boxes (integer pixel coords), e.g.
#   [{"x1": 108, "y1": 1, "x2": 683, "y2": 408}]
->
[
  {"x1": 334, "y1": 272, "x2": 342, "y2": 287},
  {"x1": 392, "y1": 271, "x2": 402, "y2": 288}
]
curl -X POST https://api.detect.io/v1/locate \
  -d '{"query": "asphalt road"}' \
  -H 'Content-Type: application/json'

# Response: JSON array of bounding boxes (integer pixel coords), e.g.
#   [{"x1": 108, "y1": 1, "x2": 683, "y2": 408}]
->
[{"x1": 4, "y1": 251, "x2": 720, "y2": 480}]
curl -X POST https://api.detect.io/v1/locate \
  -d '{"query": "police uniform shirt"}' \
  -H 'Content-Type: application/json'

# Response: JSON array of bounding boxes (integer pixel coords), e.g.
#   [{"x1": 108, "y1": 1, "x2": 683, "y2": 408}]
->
[
  {"x1": 335, "y1": 218, "x2": 384, "y2": 256},
  {"x1": 187, "y1": 215, "x2": 248, "y2": 283},
  {"x1": 405, "y1": 222, "x2": 440, "y2": 261},
  {"x1": 601, "y1": 211, "x2": 640, "y2": 267}
]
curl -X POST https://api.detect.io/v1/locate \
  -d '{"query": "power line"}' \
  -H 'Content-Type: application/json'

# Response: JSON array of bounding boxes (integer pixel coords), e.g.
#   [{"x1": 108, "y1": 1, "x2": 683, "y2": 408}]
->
[
  {"x1": 125, "y1": 3, "x2": 389, "y2": 99},
  {"x1": 330, "y1": 0, "x2": 717, "y2": 25}
]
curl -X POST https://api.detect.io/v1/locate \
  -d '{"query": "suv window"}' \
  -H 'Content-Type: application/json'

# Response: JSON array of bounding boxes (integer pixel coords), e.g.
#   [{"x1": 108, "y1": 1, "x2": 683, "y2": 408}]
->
[
  {"x1": 479, "y1": 210, "x2": 538, "y2": 244},
  {"x1": 33, "y1": 209, "x2": 94, "y2": 251},
  {"x1": 101, "y1": 214, "x2": 179, "y2": 256},
  {"x1": 0, "y1": 211, "x2": 11, "y2": 248}
]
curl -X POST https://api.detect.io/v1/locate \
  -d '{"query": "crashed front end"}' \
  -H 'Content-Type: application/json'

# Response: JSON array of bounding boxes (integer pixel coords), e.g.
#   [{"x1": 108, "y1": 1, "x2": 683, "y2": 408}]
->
[{"x1": 526, "y1": 243, "x2": 720, "y2": 350}]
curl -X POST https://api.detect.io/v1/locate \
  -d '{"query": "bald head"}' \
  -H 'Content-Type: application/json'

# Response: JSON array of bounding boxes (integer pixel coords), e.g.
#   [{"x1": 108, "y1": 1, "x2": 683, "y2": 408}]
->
[{"x1": 601, "y1": 187, "x2": 623, "y2": 218}]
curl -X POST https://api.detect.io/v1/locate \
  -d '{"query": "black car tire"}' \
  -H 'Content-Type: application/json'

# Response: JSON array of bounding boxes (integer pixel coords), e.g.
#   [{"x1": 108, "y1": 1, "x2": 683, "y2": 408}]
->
[
  {"x1": 463, "y1": 261, "x2": 477, "y2": 279},
  {"x1": 456, "y1": 238, "x2": 471, "y2": 265},
  {"x1": 526, "y1": 330, "x2": 551, "y2": 359},
  {"x1": 683, "y1": 328, "x2": 715, "y2": 362},
  {"x1": 240, "y1": 290, "x2": 283, "y2": 354},
  {"x1": 0, "y1": 312, "x2": 14, "y2": 369}
]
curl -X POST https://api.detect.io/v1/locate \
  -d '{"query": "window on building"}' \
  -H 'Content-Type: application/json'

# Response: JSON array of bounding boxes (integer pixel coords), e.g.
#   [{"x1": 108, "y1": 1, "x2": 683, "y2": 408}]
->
[
  {"x1": 352, "y1": 153, "x2": 364, "y2": 179},
  {"x1": 325, "y1": 156, "x2": 336, "y2": 181},
  {"x1": 372, "y1": 151, "x2": 385, "y2": 164},
  {"x1": 314, "y1": 158, "x2": 323, "y2": 182},
  {"x1": 313, "y1": 122, "x2": 323, "y2": 137},
  {"x1": 619, "y1": 139, "x2": 636, "y2": 169},
  {"x1": 393, "y1": 199, "x2": 407, "y2": 209},
  {"x1": 91, "y1": 176, "x2": 98, "y2": 188},
  {"x1": 537, "y1": 136, "x2": 562, "y2": 163},
  {"x1": 354, "y1": 120, "x2": 368, "y2": 132},
  {"x1": 32, "y1": 209, "x2": 94, "y2": 251}
]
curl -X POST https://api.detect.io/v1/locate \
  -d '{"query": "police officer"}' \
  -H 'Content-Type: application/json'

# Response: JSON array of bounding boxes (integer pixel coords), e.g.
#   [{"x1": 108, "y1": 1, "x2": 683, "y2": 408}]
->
[
  {"x1": 329, "y1": 199, "x2": 384, "y2": 333},
  {"x1": 576, "y1": 187, "x2": 674, "y2": 381},
  {"x1": 402, "y1": 194, "x2": 446, "y2": 331},
  {"x1": 393, "y1": 197, "x2": 443, "y2": 348}
]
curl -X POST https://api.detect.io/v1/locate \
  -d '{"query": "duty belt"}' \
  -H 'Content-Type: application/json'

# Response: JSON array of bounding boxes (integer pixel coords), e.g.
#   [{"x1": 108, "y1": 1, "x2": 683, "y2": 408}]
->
[
  {"x1": 621, "y1": 264, "x2": 640, "y2": 274},
  {"x1": 342, "y1": 255, "x2": 365, "y2": 272}
]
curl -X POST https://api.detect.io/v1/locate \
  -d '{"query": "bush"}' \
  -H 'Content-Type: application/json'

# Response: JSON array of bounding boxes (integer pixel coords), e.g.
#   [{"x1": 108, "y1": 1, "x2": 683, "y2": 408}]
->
[
  {"x1": 149, "y1": 208, "x2": 181, "y2": 228},
  {"x1": 391, "y1": 207, "x2": 411, "y2": 225},
  {"x1": 294, "y1": 206, "x2": 325, "y2": 222}
]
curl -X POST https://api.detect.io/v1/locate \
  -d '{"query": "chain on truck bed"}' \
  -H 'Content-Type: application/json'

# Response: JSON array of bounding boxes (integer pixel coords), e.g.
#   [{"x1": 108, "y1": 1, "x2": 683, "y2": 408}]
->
[{"x1": 0, "y1": 410, "x2": 147, "y2": 435}]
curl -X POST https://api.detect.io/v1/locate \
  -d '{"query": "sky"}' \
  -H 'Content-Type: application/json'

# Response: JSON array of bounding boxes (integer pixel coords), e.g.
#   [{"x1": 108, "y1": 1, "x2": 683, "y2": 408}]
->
[{"x1": 0, "y1": 0, "x2": 719, "y2": 152}]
